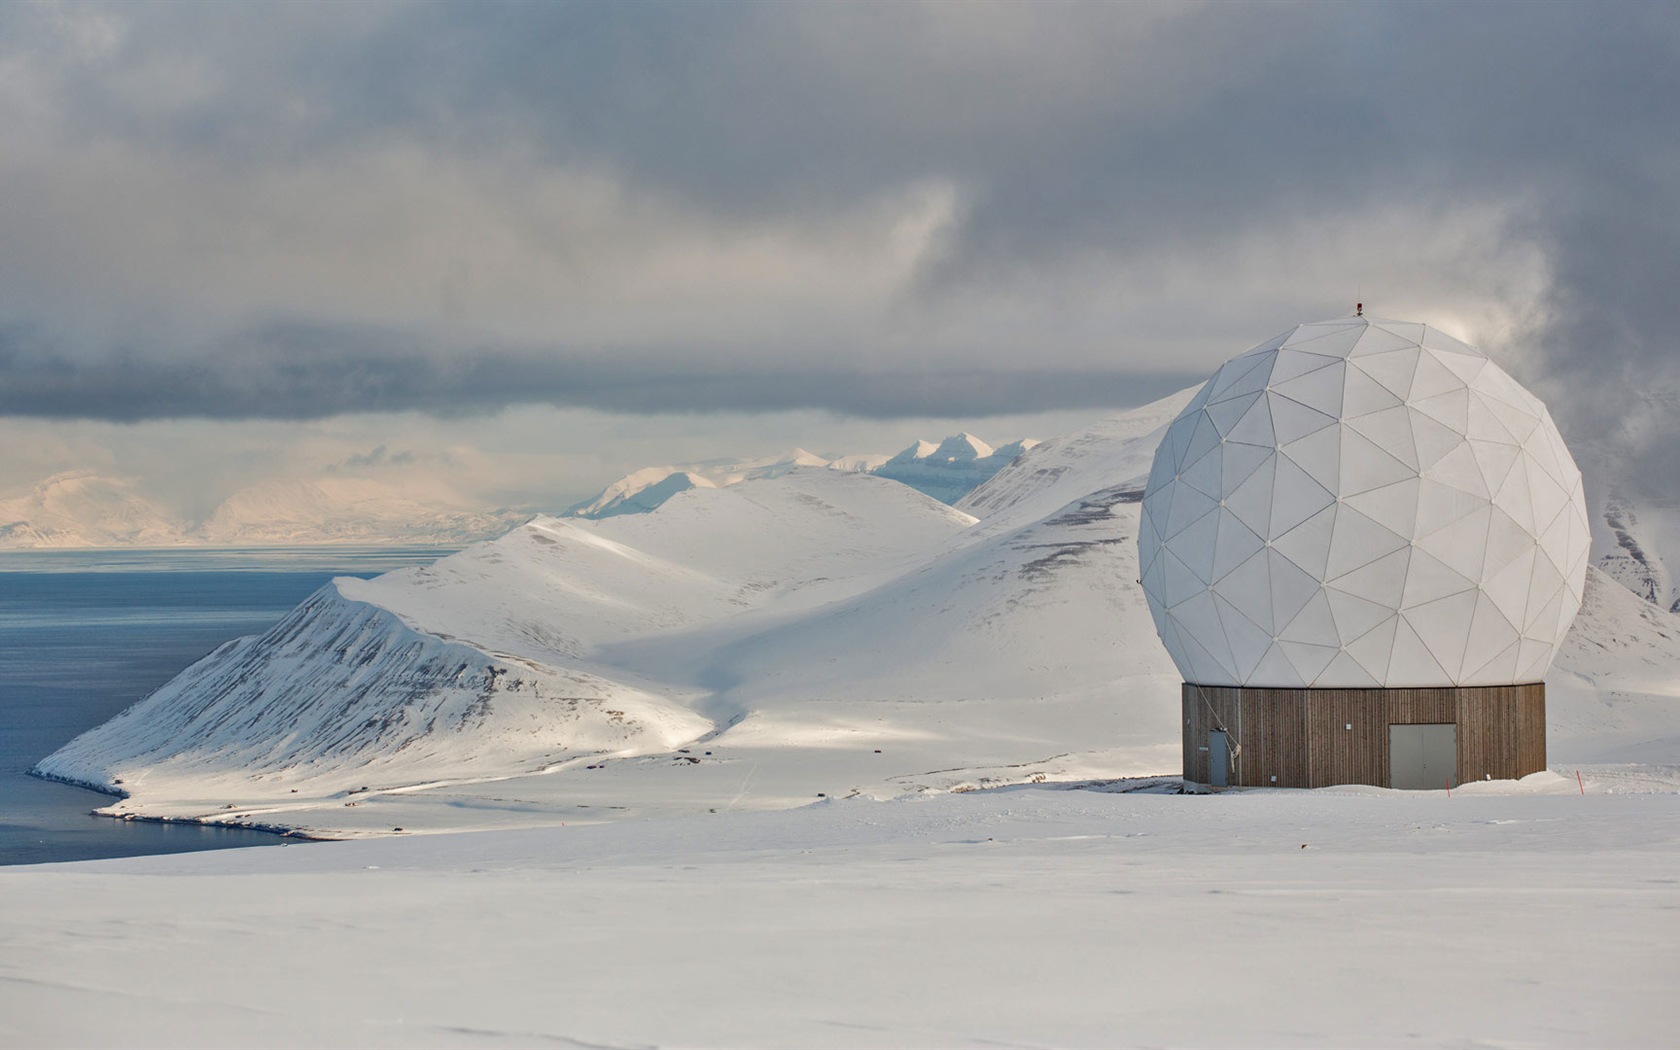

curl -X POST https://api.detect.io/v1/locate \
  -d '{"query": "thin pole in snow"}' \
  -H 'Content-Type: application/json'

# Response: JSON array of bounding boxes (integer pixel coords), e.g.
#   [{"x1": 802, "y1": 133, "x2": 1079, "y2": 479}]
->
[
  {"x1": 1577, "y1": 770, "x2": 1585, "y2": 795},
  {"x1": 1445, "y1": 776, "x2": 1451, "y2": 797}
]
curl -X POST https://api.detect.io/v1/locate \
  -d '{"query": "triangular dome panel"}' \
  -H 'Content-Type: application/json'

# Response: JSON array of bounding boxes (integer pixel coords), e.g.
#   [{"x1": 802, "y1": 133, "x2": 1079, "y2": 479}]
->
[
  {"x1": 1348, "y1": 347, "x2": 1420, "y2": 400},
  {"x1": 1211, "y1": 511, "x2": 1267, "y2": 584},
  {"x1": 1388, "y1": 616, "x2": 1454, "y2": 687},
  {"x1": 1404, "y1": 590, "x2": 1478, "y2": 683},
  {"x1": 1278, "y1": 639, "x2": 1339, "y2": 684},
  {"x1": 1268, "y1": 349, "x2": 1342, "y2": 386},
  {"x1": 1343, "y1": 614, "x2": 1400, "y2": 682},
  {"x1": 1224, "y1": 394, "x2": 1277, "y2": 447},
  {"x1": 1409, "y1": 349, "x2": 1470, "y2": 402},
  {"x1": 1270, "y1": 503, "x2": 1338, "y2": 580},
  {"x1": 1278, "y1": 587, "x2": 1341, "y2": 648},
  {"x1": 1347, "y1": 325, "x2": 1418, "y2": 357},
  {"x1": 1271, "y1": 360, "x2": 1346, "y2": 417}
]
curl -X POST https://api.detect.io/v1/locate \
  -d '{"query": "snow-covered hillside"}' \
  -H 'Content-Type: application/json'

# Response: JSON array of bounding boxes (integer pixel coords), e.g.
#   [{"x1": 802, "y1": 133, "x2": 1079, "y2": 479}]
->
[{"x1": 34, "y1": 394, "x2": 1680, "y2": 839}]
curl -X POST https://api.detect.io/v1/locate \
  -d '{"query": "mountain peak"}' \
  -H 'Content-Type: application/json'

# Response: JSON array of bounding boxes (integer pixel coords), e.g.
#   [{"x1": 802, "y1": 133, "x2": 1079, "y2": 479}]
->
[{"x1": 930, "y1": 433, "x2": 994, "y2": 461}]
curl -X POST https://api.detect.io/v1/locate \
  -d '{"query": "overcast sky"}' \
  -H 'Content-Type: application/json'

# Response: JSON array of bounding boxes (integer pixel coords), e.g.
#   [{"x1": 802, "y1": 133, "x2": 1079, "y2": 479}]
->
[{"x1": 2, "y1": 1, "x2": 1676, "y2": 511}]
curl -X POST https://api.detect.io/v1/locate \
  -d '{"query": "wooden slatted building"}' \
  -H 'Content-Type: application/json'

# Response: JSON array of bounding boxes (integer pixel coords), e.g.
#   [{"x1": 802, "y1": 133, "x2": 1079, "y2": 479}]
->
[{"x1": 1182, "y1": 683, "x2": 1546, "y2": 789}]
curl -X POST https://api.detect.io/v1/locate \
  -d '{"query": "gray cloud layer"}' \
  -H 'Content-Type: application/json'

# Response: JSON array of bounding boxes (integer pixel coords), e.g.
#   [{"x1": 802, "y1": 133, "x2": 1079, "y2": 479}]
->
[{"x1": 1, "y1": 2, "x2": 1676, "y2": 441}]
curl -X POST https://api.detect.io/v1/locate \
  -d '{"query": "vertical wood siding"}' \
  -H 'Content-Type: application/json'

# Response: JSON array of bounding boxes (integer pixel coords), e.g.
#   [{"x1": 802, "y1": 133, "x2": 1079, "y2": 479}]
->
[{"x1": 1183, "y1": 683, "x2": 1546, "y2": 788}]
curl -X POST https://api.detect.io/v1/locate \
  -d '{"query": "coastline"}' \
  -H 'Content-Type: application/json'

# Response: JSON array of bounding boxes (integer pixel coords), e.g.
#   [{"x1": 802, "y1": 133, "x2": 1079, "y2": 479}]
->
[{"x1": 26, "y1": 767, "x2": 330, "y2": 842}]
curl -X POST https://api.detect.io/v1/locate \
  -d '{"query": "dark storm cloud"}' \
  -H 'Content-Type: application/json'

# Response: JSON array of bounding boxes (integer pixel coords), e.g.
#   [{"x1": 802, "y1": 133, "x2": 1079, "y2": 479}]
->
[
  {"x1": 0, "y1": 321, "x2": 1193, "y2": 421},
  {"x1": 1, "y1": 1, "x2": 1677, "y2": 430}
]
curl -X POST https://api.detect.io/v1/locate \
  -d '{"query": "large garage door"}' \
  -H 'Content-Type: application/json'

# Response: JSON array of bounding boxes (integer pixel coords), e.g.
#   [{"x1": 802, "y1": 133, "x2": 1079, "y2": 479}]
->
[{"x1": 1390, "y1": 723, "x2": 1457, "y2": 790}]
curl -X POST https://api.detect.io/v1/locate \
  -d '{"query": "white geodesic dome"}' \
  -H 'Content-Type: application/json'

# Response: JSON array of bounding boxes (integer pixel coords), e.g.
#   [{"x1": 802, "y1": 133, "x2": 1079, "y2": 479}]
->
[{"x1": 1138, "y1": 316, "x2": 1589, "y2": 688}]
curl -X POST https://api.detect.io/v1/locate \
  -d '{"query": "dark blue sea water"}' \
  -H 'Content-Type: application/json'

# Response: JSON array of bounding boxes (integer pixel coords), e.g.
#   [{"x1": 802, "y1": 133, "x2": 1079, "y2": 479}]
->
[{"x1": 0, "y1": 547, "x2": 452, "y2": 866}]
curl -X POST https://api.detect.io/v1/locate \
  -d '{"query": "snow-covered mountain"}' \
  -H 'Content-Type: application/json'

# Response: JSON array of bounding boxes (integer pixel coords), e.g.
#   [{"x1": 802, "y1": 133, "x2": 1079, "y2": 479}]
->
[
  {"x1": 567, "y1": 434, "x2": 1036, "y2": 520},
  {"x1": 1587, "y1": 483, "x2": 1680, "y2": 614},
  {"x1": 0, "y1": 472, "x2": 187, "y2": 547},
  {"x1": 35, "y1": 392, "x2": 1680, "y2": 838},
  {"x1": 869, "y1": 433, "x2": 1037, "y2": 505},
  {"x1": 564, "y1": 449, "x2": 844, "y2": 519}
]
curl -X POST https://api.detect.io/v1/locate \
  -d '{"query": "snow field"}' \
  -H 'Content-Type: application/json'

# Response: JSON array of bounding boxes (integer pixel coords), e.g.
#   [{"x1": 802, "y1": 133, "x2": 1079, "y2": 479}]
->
[{"x1": 3, "y1": 785, "x2": 1677, "y2": 1048}]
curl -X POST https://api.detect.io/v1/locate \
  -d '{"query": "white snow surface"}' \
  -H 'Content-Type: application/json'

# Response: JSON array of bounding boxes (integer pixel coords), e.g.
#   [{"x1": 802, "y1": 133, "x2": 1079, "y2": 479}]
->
[{"x1": 4, "y1": 784, "x2": 1679, "y2": 1047}]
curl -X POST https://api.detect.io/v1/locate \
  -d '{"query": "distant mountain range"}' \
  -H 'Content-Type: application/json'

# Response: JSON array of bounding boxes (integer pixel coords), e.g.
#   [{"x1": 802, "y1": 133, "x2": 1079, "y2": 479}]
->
[
  {"x1": 566, "y1": 433, "x2": 1038, "y2": 519},
  {"x1": 7, "y1": 420, "x2": 1679, "y2": 628},
  {"x1": 0, "y1": 470, "x2": 527, "y2": 548},
  {"x1": 0, "y1": 432, "x2": 1038, "y2": 548}
]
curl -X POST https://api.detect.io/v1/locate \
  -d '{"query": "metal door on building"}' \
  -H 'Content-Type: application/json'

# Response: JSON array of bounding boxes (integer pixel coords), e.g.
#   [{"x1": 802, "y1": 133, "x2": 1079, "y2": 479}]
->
[
  {"x1": 1208, "y1": 730, "x2": 1228, "y2": 787},
  {"x1": 1389, "y1": 723, "x2": 1457, "y2": 790}
]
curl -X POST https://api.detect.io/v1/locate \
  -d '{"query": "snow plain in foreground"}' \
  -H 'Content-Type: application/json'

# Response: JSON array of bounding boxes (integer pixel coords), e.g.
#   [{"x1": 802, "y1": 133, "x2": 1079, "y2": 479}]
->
[{"x1": 3, "y1": 780, "x2": 1678, "y2": 1048}]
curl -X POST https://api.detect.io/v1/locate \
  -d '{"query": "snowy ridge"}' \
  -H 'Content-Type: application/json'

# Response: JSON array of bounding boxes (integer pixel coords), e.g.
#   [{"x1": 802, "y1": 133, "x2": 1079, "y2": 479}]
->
[
  {"x1": 955, "y1": 389, "x2": 1194, "y2": 528},
  {"x1": 568, "y1": 433, "x2": 1038, "y2": 519},
  {"x1": 34, "y1": 583, "x2": 711, "y2": 806},
  {"x1": 565, "y1": 470, "x2": 718, "y2": 520}
]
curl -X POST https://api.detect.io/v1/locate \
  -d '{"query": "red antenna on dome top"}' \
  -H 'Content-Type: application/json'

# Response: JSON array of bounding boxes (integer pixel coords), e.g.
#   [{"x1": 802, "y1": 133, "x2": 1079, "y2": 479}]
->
[{"x1": 1356, "y1": 302, "x2": 1363, "y2": 317}]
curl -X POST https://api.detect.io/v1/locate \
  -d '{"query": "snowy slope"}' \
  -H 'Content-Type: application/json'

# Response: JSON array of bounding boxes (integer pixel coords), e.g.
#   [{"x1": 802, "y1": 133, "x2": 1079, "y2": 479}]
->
[{"x1": 645, "y1": 482, "x2": 1183, "y2": 790}]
